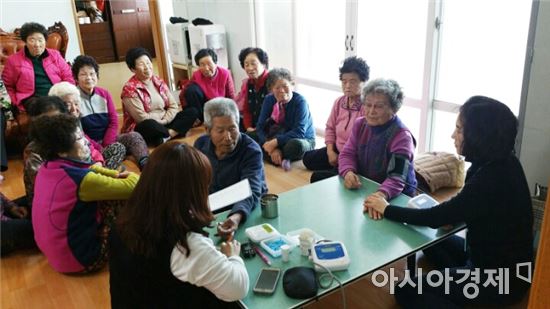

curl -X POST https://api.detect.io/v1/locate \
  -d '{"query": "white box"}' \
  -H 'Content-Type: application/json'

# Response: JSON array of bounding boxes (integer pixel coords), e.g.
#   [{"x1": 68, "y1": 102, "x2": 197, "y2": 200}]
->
[
  {"x1": 166, "y1": 23, "x2": 191, "y2": 65},
  {"x1": 188, "y1": 24, "x2": 229, "y2": 69}
]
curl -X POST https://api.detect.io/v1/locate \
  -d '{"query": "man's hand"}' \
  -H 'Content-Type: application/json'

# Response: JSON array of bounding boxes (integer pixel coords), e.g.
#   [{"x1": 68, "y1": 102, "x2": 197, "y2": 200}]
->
[{"x1": 217, "y1": 213, "x2": 243, "y2": 241}]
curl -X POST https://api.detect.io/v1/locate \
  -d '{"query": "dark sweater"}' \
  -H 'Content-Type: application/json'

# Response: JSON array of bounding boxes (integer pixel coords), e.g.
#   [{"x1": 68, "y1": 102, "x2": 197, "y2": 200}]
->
[
  {"x1": 385, "y1": 154, "x2": 533, "y2": 269},
  {"x1": 194, "y1": 133, "x2": 268, "y2": 221},
  {"x1": 109, "y1": 228, "x2": 236, "y2": 309}
]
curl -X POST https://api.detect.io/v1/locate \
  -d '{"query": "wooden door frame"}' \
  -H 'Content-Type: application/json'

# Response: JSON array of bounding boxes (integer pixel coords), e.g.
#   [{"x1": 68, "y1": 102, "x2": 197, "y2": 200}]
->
[{"x1": 70, "y1": 0, "x2": 169, "y2": 83}]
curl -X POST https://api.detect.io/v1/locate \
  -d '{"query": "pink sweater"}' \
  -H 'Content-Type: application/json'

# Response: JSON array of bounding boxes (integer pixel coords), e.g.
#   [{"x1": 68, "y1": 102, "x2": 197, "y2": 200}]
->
[
  {"x1": 191, "y1": 66, "x2": 235, "y2": 100},
  {"x1": 324, "y1": 95, "x2": 364, "y2": 152},
  {"x1": 1, "y1": 48, "x2": 74, "y2": 111}
]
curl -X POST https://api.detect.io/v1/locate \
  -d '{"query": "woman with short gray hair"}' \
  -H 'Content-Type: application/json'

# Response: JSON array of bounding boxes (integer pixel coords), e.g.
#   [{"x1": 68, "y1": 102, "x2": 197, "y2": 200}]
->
[
  {"x1": 255, "y1": 68, "x2": 315, "y2": 168},
  {"x1": 338, "y1": 78, "x2": 417, "y2": 208}
]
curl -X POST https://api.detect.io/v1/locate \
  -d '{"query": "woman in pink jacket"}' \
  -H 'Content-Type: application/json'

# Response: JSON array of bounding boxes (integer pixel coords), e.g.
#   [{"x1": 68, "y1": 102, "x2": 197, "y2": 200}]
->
[
  {"x1": 1, "y1": 22, "x2": 74, "y2": 111},
  {"x1": 302, "y1": 57, "x2": 370, "y2": 182}
]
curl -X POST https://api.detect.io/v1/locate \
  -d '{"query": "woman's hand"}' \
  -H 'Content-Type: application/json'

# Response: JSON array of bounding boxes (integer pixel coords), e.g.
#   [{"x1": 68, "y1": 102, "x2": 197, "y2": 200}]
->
[
  {"x1": 270, "y1": 149, "x2": 283, "y2": 166},
  {"x1": 9, "y1": 206, "x2": 28, "y2": 219},
  {"x1": 262, "y1": 139, "x2": 278, "y2": 154},
  {"x1": 344, "y1": 171, "x2": 362, "y2": 189},
  {"x1": 220, "y1": 239, "x2": 241, "y2": 257},
  {"x1": 363, "y1": 193, "x2": 389, "y2": 220},
  {"x1": 246, "y1": 127, "x2": 256, "y2": 133},
  {"x1": 327, "y1": 148, "x2": 339, "y2": 166}
]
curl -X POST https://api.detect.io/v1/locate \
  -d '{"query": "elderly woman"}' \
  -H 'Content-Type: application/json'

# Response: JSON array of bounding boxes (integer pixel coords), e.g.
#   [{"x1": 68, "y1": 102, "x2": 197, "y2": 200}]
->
[
  {"x1": 2, "y1": 22, "x2": 74, "y2": 111},
  {"x1": 235, "y1": 47, "x2": 269, "y2": 132},
  {"x1": 303, "y1": 56, "x2": 369, "y2": 182},
  {"x1": 49, "y1": 82, "x2": 126, "y2": 170},
  {"x1": 178, "y1": 48, "x2": 236, "y2": 137},
  {"x1": 121, "y1": 47, "x2": 186, "y2": 146},
  {"x1": 338, "y1": 78, "x2": 417, "y2": 201},
  {"x1": 72, "y1": 55, "x2": 150, "y2": 170},
  {"x1": 31, "y1": 113, "x2": 138, "y2": 273},
  {"x1": 365, "y1": 96, "x2": 533, "y2": 308},
  {"x1": 110, "y1": 142, "x2": 248, "y2": 307},
  {"x1": 256, "y1": 68, "x2": 315, "y2": 167},
  {"x1": 194, "y1": 98, "x2": 267, "y2": 240},
  {"x1": 23, "y1": 96, "x2": 104, "y2": 208}
]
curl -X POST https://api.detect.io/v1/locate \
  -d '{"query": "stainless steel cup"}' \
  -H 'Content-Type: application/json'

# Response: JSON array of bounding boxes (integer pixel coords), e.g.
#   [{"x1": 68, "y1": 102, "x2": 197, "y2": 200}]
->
[{"x1": 261, "y1": 194, "x2": 279, "y2": 219}]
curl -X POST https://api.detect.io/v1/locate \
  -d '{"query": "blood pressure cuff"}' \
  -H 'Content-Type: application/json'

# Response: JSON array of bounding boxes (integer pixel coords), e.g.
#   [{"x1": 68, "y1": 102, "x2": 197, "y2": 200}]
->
[
  {"x1": 282, "y1": 267, "x2": 318, "y2": 299},
  {"x1": 387, "y1": 153, "x2": 410, "y2": 181}
]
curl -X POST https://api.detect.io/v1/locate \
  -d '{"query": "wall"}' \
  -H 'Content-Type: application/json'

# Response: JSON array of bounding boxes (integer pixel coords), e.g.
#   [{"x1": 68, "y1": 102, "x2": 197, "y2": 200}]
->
[
  {"x1": 171, "y1": 0, "x2": 255, "y2": 89},
  {"x1": 520, "y1": 0, "x2": 550, "y2": 192},
  {"x1": 0, "y1": 0, "x2": 81, "y2": 62}
]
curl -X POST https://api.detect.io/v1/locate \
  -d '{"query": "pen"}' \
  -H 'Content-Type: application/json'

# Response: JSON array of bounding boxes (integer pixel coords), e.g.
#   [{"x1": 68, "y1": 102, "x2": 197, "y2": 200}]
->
[{"x1": 253, "y1": 246, "x2": 272, "y2": 266}]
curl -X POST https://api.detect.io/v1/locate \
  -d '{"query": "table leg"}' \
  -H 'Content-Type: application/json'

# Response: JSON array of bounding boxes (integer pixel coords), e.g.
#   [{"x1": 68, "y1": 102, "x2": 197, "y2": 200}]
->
[{"x1": 407, "y1": 253, "x2": 416, "y2": 277}]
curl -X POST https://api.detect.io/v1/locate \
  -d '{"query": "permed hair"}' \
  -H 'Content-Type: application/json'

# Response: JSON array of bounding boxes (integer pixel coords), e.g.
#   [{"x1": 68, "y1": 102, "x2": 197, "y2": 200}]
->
[
  {"x1": 340, "y1": 56, "x2": 370, "y2": 82},
  {"x1": 125, "y1": 47, "x2": 152, "y2": 70},
  {"x1": 203, "y1": 98, "x2": 240, "y2": 129},
  {"x1": 20, "y1": 22, "x2": 48, "y2": 41},
  {"x1": 30, "y1": 113, "x2": 80, "y2": 160},
  {"x1": 238, "y1": 47, "x2": 269, "y2": 69},
  {"x1": 194, "y1": 48, "x2": 218, "y2": 66},
  {"x1": 362, "y1": 78, "x2": 404, "y2": 113},
  {"x1": 72, "y1": 55, "x2": 100, "y2": 80},
  {"x1": 48, "y1": 81, "x2": 80, "y2": 99},
  {"x1": 266, "y1": 68, "x2": 294, "y2": 91},
  {"x1": 459, "y1": 95, "x2": 518, "y2": 162}
]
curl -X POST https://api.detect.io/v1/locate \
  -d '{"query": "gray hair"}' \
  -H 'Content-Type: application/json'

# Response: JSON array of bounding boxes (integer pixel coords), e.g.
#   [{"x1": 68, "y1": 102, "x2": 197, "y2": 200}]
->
[
  {"x1": 48, "y1": 82, "x2": 80, "y2": 100},
  {"x1": 203, "y1": 98, "x2": 240, "y2": 129},
  {"x1": 266, "y1": 68, "x2": 294, "y2": 91},
  {"x1": 362, "y1": 78, "x2": 404, "y2": 112}
]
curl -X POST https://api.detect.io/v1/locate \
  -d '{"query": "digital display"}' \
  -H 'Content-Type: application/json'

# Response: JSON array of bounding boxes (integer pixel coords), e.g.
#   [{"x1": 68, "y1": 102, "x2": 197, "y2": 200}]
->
[
  {"x1": 255, "y1": 269, "x2": 280, "y2": 290},
  {"x1": 321, "y1": 246, "x2": 337, "y2": 253},
  {"x1": 262, "y1": 224, "x2": 273, "y2": 233},
  {"x1": 417, "y1": 198, "x2": 427, "y2": 205}
]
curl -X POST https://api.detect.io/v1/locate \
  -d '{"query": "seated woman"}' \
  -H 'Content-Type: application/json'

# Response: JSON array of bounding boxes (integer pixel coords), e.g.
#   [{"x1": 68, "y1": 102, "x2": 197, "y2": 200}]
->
[
  {"x1": 1, "y1": 22, "x2": 74, "y2": 112},
  {"x1": 121, "y1": 47, "x2": 186, "y2": 146},
  {"x1": 49, "y1": 82, "x2": 125, "y2": 170},
  {"x1": 23, "y1": 96, "x2": 105, "y2": 208},
  {"x1": 194, "y1": 98, "x2": 268, "y2": 239},
  {"x1": 256, "y1": 68, "x2": 315, "y2": 167},
  {"x1": 31, "y1": 114, "x2": 139, "y2": 273},
  {"x1": 303, "y1": 56, "x2": 370, "y2": 182},
  {"x1": 235, "y1": 47, "x2": 269, "y2": 133},
  {"x1": 338, "y1": 78, "x2": 417, "y2": 200},
  {"x1": 110, "y1": 142, "x2": 248, "y2": 308},
  {"x1": 72, "y1": 55, "x2": 149, "y2": 170},
  {"x1": 365, "y1": 96, "x2": 533, "y2": 307},
  {"x1": 178, "y1": 48, "x2": 235, "y2": 135}
]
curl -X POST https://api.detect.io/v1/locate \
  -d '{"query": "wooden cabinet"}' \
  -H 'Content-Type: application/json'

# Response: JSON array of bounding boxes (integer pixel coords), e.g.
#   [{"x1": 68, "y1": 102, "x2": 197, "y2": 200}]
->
[
  {"x1": 79, "y1": 22, "x2": 116, "y2": 64},
  {"x1": 109, "y1": 0, "x2": 155, "y2": 61}
]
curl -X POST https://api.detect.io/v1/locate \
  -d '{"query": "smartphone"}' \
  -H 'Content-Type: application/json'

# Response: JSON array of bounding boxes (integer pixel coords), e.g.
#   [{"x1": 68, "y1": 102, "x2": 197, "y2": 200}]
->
[{"x1": 253, "y1": 268, "x2": 281, "y2": 294}]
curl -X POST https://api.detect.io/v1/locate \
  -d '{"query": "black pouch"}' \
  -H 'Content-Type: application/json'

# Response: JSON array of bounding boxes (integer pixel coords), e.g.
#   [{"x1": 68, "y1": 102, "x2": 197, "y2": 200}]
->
[{"x1": 282, "y1": 267, "x2": 318, "y2": 299}]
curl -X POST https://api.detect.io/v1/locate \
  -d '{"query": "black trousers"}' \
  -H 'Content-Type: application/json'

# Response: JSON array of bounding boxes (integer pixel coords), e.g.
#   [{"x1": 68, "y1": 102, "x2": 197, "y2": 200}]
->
[
  {"x1": 303, "y1": 146, "x2": 339, "y2": 183},
  {"x1": 134, "y1": 111, "x2": 190, "y2": 146},
  {"x1": 1, "y1": 112, "x2": 7, "y2": 171},
  {"x1": 395, "y1": 235, "x2": 530, "y2": 308}
]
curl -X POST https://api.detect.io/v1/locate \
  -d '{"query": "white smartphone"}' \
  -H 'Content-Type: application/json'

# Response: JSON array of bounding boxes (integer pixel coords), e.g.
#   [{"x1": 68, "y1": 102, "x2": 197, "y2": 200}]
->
[{"x1": 253, "y1": 268, "x2": 281, "y2": 294}]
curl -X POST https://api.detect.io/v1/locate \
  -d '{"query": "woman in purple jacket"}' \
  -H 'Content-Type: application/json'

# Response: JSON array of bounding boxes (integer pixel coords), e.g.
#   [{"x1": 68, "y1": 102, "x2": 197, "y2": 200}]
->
[
  {"x1": 1, "y1": 22, "x2": 74, "y2": 111},
  {"x1": 338, "y1": 78, "x2": 417, "y2": 205},
  {"x1": 303, "y1": 56, "x2": 369, "y2": 182}
]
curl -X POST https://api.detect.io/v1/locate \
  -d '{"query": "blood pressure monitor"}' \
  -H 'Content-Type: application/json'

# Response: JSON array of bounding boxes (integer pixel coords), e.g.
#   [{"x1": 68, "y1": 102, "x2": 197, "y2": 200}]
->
[{"x1": 311, "y1": 241, "x2": 350, "y2": 272}]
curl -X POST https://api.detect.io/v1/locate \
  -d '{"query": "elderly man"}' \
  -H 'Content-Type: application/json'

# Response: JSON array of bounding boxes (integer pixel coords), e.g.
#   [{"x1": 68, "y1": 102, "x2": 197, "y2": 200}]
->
[{"x1": 194, "y1": 98, "x2": 268, "y2": 239}]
